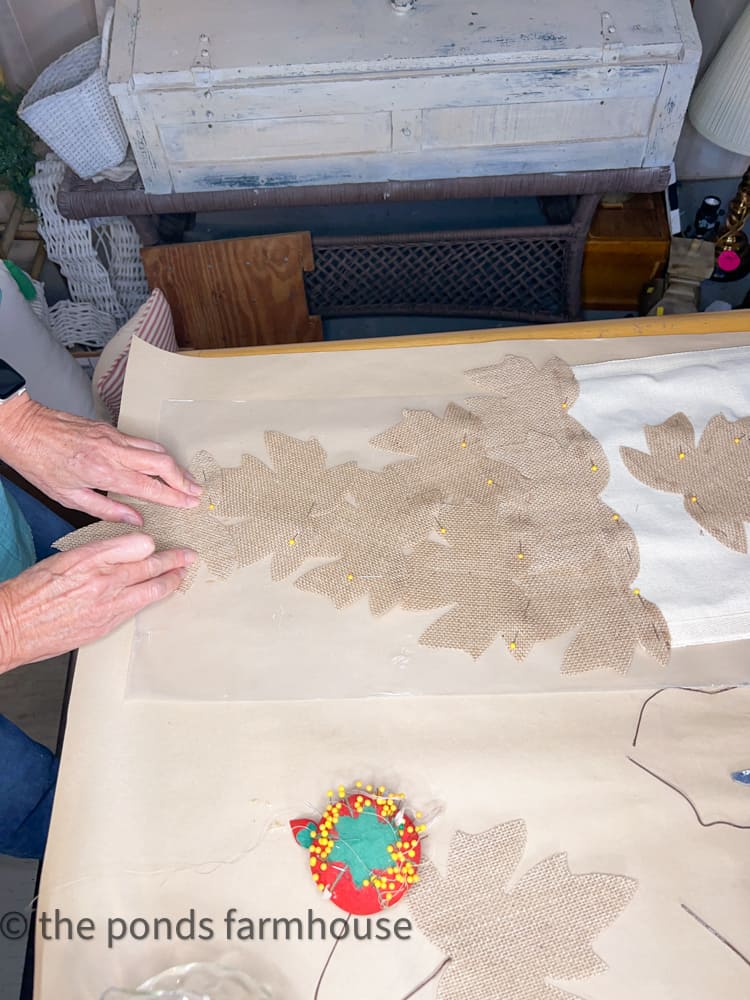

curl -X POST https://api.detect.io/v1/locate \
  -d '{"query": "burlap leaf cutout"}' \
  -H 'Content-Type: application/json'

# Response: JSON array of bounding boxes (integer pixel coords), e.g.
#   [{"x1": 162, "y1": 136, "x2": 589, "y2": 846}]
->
[
  {"x1": 294, "y1": 464, "x2": 441, "y2": 615},
  {"x1": 408, "y1": 820, "x2": 636, "y2": 1000},
  {"x1": 621, "y1": 412, "x2": 750, "y2": 553},
  {"x1": 56, "y1": 356, "x2": 671, "y2": 674},
  {"x1": 54, "y1": 451, "x2": 236, "y2": 589},
  {"x1": 370, "y1": 402, "x2": 524, "y2": 506},
  {"x1": 219, "y1": 432, "x2": 358, "y2": 581}
]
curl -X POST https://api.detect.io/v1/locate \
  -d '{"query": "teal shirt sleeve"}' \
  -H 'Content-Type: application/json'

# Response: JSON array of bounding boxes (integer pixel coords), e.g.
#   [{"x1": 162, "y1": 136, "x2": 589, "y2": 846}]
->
[{"x1": 0, "y1": 480, "x2": 37, "y2": 582}]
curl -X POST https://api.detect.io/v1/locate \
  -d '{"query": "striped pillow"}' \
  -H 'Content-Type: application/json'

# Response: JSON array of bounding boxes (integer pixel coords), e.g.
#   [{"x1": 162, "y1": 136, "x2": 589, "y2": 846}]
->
[{"x1": 94, "y1": 288, "x2": 177, "y2": 422}]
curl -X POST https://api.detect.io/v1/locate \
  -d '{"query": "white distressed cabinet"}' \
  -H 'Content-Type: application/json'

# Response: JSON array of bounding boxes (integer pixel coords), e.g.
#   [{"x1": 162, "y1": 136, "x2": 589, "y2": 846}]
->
[{"x1": 108, "y1": 0, "x2": 701, "y2": 195}]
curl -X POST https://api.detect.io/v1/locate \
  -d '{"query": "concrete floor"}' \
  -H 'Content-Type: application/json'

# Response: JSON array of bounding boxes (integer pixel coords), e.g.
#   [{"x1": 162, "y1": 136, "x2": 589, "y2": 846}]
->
[{"x1": 0, "y1": 655, "x2": 68, "y2": 999}]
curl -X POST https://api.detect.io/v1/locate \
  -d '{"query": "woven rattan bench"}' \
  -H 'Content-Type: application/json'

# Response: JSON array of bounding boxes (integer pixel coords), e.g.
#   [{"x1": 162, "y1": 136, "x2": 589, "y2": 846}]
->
[{"x1": 57, "y1": 166, "x2": 670, "y2": 325}]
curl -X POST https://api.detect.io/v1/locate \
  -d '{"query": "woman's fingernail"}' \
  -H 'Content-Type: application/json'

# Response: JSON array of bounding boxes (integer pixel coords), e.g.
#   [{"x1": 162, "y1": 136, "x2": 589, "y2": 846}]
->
[
  {"x1": 188, "y1": 481, "x2": 203, "y2": 495},
  {"x1": 183, "y1": 550, "x2": 197, "y2": 565},
  {"x1": 123, "y1": 512, "x2": 142, "y2": 526}
]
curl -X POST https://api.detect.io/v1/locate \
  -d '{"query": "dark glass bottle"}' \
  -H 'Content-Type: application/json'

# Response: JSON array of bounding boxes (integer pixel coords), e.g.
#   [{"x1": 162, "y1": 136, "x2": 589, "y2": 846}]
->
[{"x1": 693, "y1": 196, "x2": 722, "y2": 240}]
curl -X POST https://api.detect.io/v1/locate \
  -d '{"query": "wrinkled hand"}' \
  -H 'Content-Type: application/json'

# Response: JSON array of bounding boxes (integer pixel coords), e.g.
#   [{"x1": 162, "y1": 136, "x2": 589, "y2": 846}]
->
[
  {"x1": 0, "y1": 534, "x2": 195, "y2": 671},
  {"x1": 0, "y1": 394, "x2": 201, "y2": 524}
]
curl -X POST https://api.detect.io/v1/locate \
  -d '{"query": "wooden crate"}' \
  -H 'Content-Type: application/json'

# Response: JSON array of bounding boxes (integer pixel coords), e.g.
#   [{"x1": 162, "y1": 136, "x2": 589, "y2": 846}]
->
[
  {"x1": 108, "y1": 0, "x2": 700, "y2": 195},
  {"x1": 581, "y1": 194, "x2": 671, "y2": 311}
]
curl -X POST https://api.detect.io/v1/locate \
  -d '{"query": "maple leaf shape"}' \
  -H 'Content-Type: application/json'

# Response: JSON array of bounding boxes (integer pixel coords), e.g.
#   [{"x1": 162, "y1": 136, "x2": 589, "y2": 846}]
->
[
  {"x1": 510, "y1": 450, "x2": 670, "y2": 674},
  {"x1": 491, "y1": 427, "x2": 609, "y2": 497},
  {"x1": 526, "y1": 560, "x2": 670, "y2": 674},
  {"x1": 401, "y1": 499, "x2": 537, "y2": 659},
  {"x1": 370, "y1": 403, "x2": 524, "y2": 506},
  {"x1": 408, "y1": 820, "x2": 636, "y2": 1000},
  {"x1": 402, "y1": 488, "x2": 669, "y2": 671},
  {"x1": 489, "y1": 434, "x2": 634, "y2": 579},
  {"x1": 54, "y1": 451, "x2": 236, "y2": 588},
  {"x1": 220, "y1": 432, "x2": 358, "y2": 581},
  {"x1": 621, "y1": 413, "x2": 750, "y2": 553},
  {"x1": 295, "y1": 465, "x2": 441, "y2": 615},
  {"x1": 464, "y1": 356, "x2": 594, "y2": 459},
  {"x1": 464, "y1": 356, "x2": 608, "y2": 491}
]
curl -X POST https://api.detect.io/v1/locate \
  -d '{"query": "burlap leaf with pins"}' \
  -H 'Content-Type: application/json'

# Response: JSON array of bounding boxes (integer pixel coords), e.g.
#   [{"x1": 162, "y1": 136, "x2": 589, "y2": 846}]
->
[
  {"x1": 370, "y1": 402, "x2": 524, "y2": 507},
  {"x1": 402, "y1": 499, "x2": 535, "y2": 660},
  {"x1": 54, "y1": 357, "x2": 672, "y2": 675},
  {"x1": 465, "y1": 355, "x2": 608, "y2": 483},
  {"x1": 294, "y1": 465, "x2": 441, "y2": 615},
  {"x1": 54, "y1": 451, "x2": 236, "y2": 589},
  {"x1": 397, "y1": 359, "x2": 669, "y2": 673},
  {"x1": 621, "y1": 412, "x2": 750, "y2": 553},
  {"x1": 408, "y1": 820, "x2": 636, "y2": 1000},
  {"x1": 220, "y1": 432, "x2": 359, "y2": 581},
  {"x1": 500, "y1": 432, "x2": 668, "y2": 674}
]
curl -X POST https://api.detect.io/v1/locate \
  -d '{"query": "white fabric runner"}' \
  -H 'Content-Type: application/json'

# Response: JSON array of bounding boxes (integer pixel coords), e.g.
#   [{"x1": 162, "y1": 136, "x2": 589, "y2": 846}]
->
[{"x1": 573, "y1": 346, "x2": 750, "y2": 647}]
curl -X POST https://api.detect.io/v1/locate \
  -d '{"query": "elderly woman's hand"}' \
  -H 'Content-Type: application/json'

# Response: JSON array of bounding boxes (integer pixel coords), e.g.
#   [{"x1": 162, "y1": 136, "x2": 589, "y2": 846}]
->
[
  {"x1": 0, "y1": 392, "x2": 201, "y2": 524},
  {"x1": 0, "y1": 534, "x2": 195, "y2": 671}
]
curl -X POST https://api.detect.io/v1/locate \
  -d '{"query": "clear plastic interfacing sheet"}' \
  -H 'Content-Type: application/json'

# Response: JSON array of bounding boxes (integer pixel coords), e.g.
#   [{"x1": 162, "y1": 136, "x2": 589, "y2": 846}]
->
[{"x1": 120, "y1": 339, "x2": 750, "y2": 701}]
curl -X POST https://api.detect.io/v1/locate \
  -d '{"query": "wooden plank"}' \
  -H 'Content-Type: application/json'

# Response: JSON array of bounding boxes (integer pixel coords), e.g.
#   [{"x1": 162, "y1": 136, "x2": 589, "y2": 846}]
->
[
  {"x1": 125, "y1": 0, "x2": 685, "y2": 81},
  {"x1": 0, "y1": 224, "x2": 39, "y2": 239},
  {"x1": 162, "y1": 112, "x2": 393, "y2": 164},
  {"x1": 643, "y1": 59, "x2": 701, "y2": 167},
  {"x1": 142, "y1": 232, "x2": 323, "y2": 351},
  {"x1": 112, "y1": 89, "x2": 171, "y2": 194},
  {"x1": 0, "y1": 197, "x2": 23, "y2": 258},
  {"x1": 144, "y1": 66, "x2": 664, "y2": 124},
  {"x1": 129, "y1": 91, "x2": 173, "y2": 195},
  {"x1": 163, "y1": 95, "x2": 655, "y2": 167},
  {"x1": 144, "y1": 64, "x2": 660, "y2": 191},
  {"x1": 171, "y1": 138, "x2": 650, "y2": 193},
  {"x1": 644, "y1": 0, "x2": 701, "y2": 167},
  {"x1": 183, "y1": 309, "x2": 750, "y2": 358},
  {"x1": 107, "y1": 0, "x2": 139, "y2": 86},
  {"x1": 30, "y1": 240, "x2": 46, "y2": 280},
  {"x1": 422, "y1": 96, "x2": 655, "y2": 150}
]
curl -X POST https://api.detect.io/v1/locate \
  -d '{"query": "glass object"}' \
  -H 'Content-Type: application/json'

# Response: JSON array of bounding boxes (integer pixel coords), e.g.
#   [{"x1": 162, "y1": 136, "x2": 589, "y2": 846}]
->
[
  {"x1": 692, "y1": 195, "x2": 722, "y2": 240},
  {"x1": 100, "y1": 962, "x2": 271, "y2": 1000}
]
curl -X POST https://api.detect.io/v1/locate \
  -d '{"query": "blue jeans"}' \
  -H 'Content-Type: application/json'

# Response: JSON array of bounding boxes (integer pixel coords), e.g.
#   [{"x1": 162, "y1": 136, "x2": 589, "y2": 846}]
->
[
  {"x1": 2, "y1": 479, "x2": 72, "y2": 561},
  {"x1": 0, "y1": 478, "x2": 71, "y2": 858}
]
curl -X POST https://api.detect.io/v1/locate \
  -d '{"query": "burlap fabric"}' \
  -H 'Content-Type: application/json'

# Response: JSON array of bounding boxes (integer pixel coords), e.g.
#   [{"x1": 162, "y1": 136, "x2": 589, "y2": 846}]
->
[
  {"x1": 621, "y1": 413, "x2": 750, "y2": 553},
  {"x1": 370, "y1": 402, "x2": 525, "y2": 507},
  {"x1": 56, "y1": 357, "x2": 670, "y2": 674},
  {"x1": 54, "y1": 451, "x2": 236, "y2": 589},
  {"x1": 221, "y1": 433, "x2": 359, "y2": 582},
  {"x1": 408, "y1": 820, "x2": 636, "y2": 1000}
]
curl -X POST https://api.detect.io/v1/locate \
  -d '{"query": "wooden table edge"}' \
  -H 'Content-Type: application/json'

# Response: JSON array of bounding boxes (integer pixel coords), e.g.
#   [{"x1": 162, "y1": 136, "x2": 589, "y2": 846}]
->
[{"x1": 181, "y1": 310, "x2": 750, "y2": 358}]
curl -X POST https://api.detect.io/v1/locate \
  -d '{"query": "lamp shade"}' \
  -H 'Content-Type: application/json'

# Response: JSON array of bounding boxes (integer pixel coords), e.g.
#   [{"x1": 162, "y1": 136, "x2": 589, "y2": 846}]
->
[{"x1": 689, "y1": 4, "x2": 750, "y2": 156}]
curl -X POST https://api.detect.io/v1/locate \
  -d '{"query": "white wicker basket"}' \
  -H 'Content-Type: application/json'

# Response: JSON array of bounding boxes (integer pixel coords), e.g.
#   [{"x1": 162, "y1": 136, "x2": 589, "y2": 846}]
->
[{"x1": 18, "y1": 9, "x2": 127, "y2": 179}]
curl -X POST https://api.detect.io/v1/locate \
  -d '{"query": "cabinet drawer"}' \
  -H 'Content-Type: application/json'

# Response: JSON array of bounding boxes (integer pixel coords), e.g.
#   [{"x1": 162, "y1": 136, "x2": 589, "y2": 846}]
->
[{"x1": 161, "y1": 113, "x2": 393, "y2": 163}]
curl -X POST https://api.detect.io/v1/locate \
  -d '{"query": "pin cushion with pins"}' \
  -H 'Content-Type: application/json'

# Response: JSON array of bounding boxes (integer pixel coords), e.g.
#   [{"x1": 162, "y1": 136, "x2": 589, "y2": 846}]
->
[{"x1": 291, "y1": 782, "x2": 425, "y2": 915}]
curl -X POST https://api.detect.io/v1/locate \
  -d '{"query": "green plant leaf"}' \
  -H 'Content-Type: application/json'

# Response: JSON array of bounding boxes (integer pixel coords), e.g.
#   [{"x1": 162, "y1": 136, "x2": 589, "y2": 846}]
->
[{"x1": 0, "y1": 84, "x2": 38, "y2": 205}]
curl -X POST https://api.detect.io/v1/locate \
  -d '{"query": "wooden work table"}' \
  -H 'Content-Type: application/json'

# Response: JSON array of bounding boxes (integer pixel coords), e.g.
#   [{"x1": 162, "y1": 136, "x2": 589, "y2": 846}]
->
[{"x1": 33, "y1": 310, "x2": 750, "y2": 1000}]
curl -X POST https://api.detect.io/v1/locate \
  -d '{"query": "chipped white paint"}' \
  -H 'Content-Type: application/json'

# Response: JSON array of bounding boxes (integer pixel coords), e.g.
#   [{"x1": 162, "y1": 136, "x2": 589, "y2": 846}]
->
[{"x1": 108, "y1": 0, "x2": 701, "y2": 195}]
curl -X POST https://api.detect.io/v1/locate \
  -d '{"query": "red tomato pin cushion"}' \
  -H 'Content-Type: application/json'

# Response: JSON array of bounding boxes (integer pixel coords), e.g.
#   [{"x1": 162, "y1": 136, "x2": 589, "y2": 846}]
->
[{"x1": 291, "y1": 782, "x2": 426, "y2": 916}]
